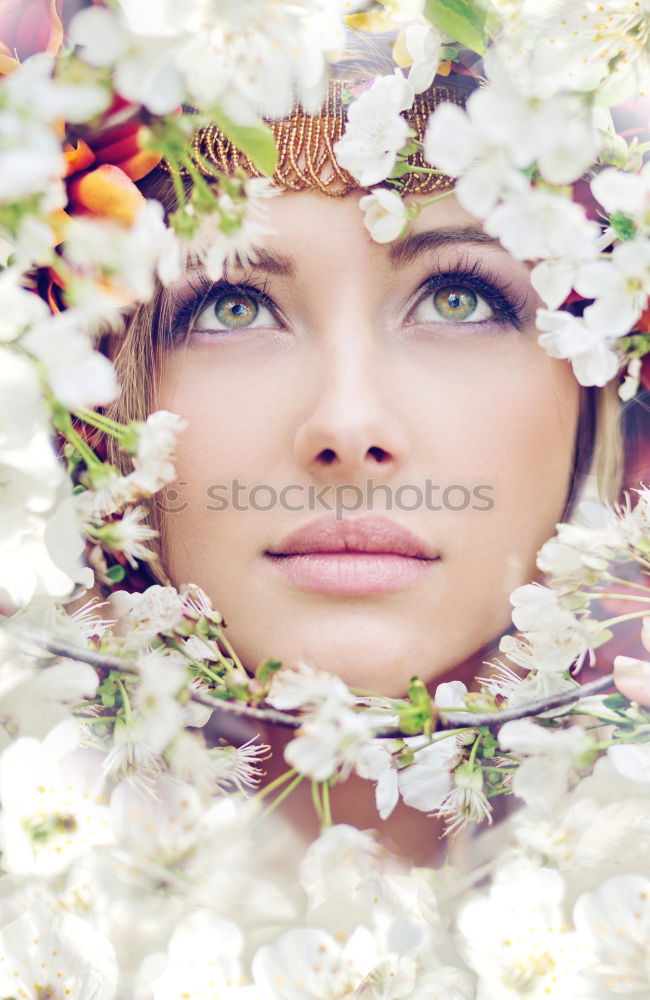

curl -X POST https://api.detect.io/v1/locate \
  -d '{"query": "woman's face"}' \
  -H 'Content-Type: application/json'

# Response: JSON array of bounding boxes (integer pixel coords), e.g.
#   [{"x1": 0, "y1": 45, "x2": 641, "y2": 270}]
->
[{"x1": 156, "y1": 190, "x2": 580, "y2": 697}]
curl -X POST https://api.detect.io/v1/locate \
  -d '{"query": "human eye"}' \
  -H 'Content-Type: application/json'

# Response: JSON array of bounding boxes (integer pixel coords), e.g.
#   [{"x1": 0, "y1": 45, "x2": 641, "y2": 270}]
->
[
  {"x1": 407, "y1": 259, "x2": 527, "y2": 331},
  {"x1": 169, "y1": 273, "x2": 283, "y2": 343}
]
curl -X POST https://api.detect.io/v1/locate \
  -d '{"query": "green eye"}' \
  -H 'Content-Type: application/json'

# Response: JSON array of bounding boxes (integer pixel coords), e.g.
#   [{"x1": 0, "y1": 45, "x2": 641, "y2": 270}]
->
[
  {"x1": 433, "y1": 287, "x2": 478, "y2": 321},
  {"x1": 214, "y1": 293, "x2": 260, "y2": 328}
]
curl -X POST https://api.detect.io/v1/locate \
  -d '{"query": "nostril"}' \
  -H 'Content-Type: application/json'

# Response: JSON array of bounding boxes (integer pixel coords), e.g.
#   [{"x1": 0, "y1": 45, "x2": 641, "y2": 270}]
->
[
  {"x1": 368, "y1": 446, "x2": 390, "y2": 463},
  {"x1": 318, "y1": 448, "x2": 337, "y2": 464}
]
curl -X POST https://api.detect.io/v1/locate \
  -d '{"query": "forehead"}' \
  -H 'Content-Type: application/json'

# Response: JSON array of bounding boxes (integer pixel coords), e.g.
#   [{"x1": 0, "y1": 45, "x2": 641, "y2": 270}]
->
[{"x1": 208, "y1": 190, "x2": 517, "y2": 279}]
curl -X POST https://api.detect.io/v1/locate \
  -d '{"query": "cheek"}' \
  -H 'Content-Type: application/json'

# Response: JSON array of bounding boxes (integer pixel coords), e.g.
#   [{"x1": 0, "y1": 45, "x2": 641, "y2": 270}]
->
[
  {"x1": 158, "y1": 353, "x2": 285, "y2": 477},
  {"x1": 429, "y1": 350, "x2": 580, "y2": 582},
  {"x1": 416, "y1": 340, "x2": 579, "y2": 485}
]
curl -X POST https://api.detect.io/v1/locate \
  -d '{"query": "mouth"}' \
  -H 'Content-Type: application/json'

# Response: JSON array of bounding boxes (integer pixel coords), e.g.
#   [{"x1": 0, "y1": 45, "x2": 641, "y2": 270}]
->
[
  {"x1": 264, "y1": 550, "x2": 441, "y2": 595},
  {"x1": 264, "y1": 515, "x2": 440, "y2": 594}
]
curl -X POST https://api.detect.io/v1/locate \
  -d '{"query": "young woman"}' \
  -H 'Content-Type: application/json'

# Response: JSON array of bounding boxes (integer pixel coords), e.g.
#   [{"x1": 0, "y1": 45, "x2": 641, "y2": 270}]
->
[{"x1": 62, "y1": 63, "x2": 635, "y2": 863}]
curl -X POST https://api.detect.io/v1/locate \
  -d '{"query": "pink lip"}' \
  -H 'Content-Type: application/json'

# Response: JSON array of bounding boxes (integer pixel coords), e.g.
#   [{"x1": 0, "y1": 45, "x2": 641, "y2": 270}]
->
[{"x1": 264, "y1": 516, "x2": 440, "y2": 594}]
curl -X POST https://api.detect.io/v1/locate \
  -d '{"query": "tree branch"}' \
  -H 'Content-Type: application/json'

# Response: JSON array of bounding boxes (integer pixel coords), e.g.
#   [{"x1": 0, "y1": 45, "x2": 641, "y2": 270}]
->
[
  {"x1": 438, "y1": 673, "x2": 615, "y2": 728},
  {"x1": 2, "y1": 625, "x2": 616, "y2": 735},
  {"x1": 3, "y1": 625, "x2": 301, "y2": 729}
]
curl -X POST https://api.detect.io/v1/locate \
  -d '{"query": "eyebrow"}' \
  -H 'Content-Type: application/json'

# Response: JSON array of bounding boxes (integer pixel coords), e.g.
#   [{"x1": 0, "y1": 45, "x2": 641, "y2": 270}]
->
[
  {"x1": 185, "y1": 246, "x2": 297, "y2": 278},
  {"x1": 184, "y1": 226, "x2": 501, "y2": 279},
  {"x1": 388, "y1": 226, "x2": 504, "y2": 268}
]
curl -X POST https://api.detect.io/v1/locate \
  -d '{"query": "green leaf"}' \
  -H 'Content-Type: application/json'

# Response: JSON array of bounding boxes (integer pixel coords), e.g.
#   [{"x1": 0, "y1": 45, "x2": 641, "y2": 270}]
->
[
  {"x1": 478, "y1": 728, "x2": 499, "y2": 759},
  {"x1": 211, "y1": 108, "x2": 279, "y2": 176},
  {"x1": 610, "y1": 211, "x2": 637, "y2": 241},
  {"x1": 602, "y1": 693, "x2": 629, "y2": 711},
  {"x1": 388, "y1": 160, "x2": 415, "y2": 179},
  {"x1": 106, "y1": 564, "x2": 126, "y2": 583},
  {"x1": 256, "y1": 658, "x2": 283, "y2": 687},
  {"x1": 424, "y1": 0, "x2": 489, "y2": 55},
  {"x1": 98, "y1": 671, "x2": 119, "y2": 708}
]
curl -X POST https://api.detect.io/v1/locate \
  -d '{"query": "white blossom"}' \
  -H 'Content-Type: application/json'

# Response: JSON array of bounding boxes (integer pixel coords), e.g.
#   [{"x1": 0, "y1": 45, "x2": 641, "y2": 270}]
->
[
  {"x1": 573, "y1": 238, "x2": 650, "y2": 336},
  {"x1": 607, "y1": 741, "x2": 650, "y2": 785},
  {"x1": 98, "y1": 504, "x2": 159, "y2": 569},
  {"x1": 69, "y1": 6, "x2": 185, "y2": 115},
  {"x1": 402, "y1": 21, "x2": 442, "y2": 94},
  {"x1": 0, "y1": 907, "x2": 118, "y2": 1000},
  {"x1": 284, "y1": 697, "x2": 384, "y2": 782},
  {"x1": 192, "y1": 178, "x2": 279, "y2": 280},
  {"x1": 536, "y1": 304, "x2": 623, "y2": 387},
  {"x1": 72, "y1": 0, "x2": 334, "y2": 122},
  {"x1": 354, "y1": 738, "x2": 401, "y2": 819},
  {"x1": 536, "y1": 498, "x2": 625, "y2": 589},
  {"x1": 0, "y1": 267, "x2": 50, "y2": 342},
  {"x1": 423, "y1": 96, "x2": 528, "y2": 217},
  {"x1": 130, "y1": 646, "x2": 187, "y2": 754},
  {"x1": 434, "y1": 680, "x2": 469, "y2": 723},
  {"x1": 63, "y1": 200, "x2": 184, "y2": 306},
  {"x1": 0, "y1": 629, "x2": 99, "y2": 739},
  {"x1": 0, "y1": 720, "x2": 113, "y2": 876},
  {"x1": 252, "y1": 925, "x2": 380, "y2": 999},
  {"x1": 206, "y1": 735, "x2": 271, "y2": 794},
  {"x1": 108, "y1": 585, "x2": 187, "y2": 650},
  {"x1": 498, "y1": 718, "x2": 595, "y2": 809},
  {"x1": 172, "y1": 0, "x2": 331, "y2": 121},
  {"x1": 129, "y1": 410, "x2": 188, "y2": 477},
  {"x1": 334, "y1": 71, "x2": 415, "y2": 187},
  {"x1": 80, "y1": 410, "x2": 191, "y2": 515},
  {"x1": 436, "y1": 763, "x2": 492, "y2": 835},
  {"x1": 484, "y1": 188, "x2": 600, "y2": 262},
  {"x1": 457, "y1": 860, "x2": 592, "y2": 999},
  {"x1": 20, "y1": 310, "x2": 119, "y2": 409},
  {"x1": 574, "y1": 875, "x2": 650, "y2": 996},
  {"x1": 266, "y1": 660, "x2": 354, "y2": 711},
  {"x1": 2, "y1": 52, "x2": 108, "y2": 124},
  {"x1": 530, "y1": 0, "x2": 650, "y2": 104},
  {"x1": 397, "y1": 733, "x2": 462, "y2": 813},
  {"x1": 508, "y1": 583, "x2": 600, "y2": 656},
  {"x1": 591, "y1": 163, "x2": 650, "y2": 234},
  {"x1": 102, "y1": 721, "x2": 166, "y2": 793},
  {"x1": 138, "y1": 910, "x2": 261, "y2": 1000},
  {"x1": 359, "y1": 188, "x2": 409, "y2": 244},
  {"x1": 0, "y1": 54, "x2": 106, "y2": 204},
  {"x1": 298, "y1": 824, "x2": 383, "y2": 911}
]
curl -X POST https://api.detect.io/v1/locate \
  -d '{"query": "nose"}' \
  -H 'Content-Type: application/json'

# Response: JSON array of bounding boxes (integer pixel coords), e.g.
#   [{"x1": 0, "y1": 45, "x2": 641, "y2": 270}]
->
[{"x1": 292, "y1": 331, "x2": 411, "y2": 483}]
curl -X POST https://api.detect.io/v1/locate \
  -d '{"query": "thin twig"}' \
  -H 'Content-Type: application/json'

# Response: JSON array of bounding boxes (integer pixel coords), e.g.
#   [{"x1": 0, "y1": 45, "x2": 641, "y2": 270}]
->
[
  {"x1": 440, "y1": 673, "x2": 615, "y2": 728},
  {"x1": 2, "y1": 625, "x2": 617, "y2": 734},
  {"x1": 2, "y1": 625, "x2": 301, "y2": 729}
]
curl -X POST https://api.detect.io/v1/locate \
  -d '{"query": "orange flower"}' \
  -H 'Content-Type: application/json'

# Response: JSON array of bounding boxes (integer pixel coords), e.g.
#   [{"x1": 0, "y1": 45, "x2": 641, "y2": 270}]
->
[
  {"x1": 60, "y1": 96, "x2": 163, "y2": 230},
  {"x1": 0, "y1": 0, "x2": 63, "y2": 62},
  {"x1": 67, "y1": 163, "x2": 145, "y2": 227}
]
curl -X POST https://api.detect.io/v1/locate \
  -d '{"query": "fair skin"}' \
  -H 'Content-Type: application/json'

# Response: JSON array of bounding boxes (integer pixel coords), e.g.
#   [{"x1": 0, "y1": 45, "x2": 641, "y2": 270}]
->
[
  {"x1": 155, "y1": 190, "x2": 581, "y2": 702},
  {"x1": 71, "y1": 188, "x2": 582, "y2": 863}
]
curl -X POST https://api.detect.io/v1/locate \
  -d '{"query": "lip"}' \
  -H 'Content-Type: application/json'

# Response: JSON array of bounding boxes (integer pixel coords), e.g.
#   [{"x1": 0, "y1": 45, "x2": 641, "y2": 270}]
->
[
  {"x1": 266, "y1": 515, "x2": 438, "y2": 560},
  {"x1": 264, "y1": 516, "x2": 440, "y2": 595}
]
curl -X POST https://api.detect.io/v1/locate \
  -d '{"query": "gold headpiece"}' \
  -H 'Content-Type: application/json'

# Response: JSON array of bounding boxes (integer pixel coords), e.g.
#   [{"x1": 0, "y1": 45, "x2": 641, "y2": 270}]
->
[{"x1": 170, "y1": 76, "x2": 476, "y2": 197}]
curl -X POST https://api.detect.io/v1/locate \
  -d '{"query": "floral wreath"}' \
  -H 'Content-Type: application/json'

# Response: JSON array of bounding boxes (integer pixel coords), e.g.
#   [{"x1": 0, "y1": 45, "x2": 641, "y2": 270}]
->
[{"x1": 1, "y1": 0, "x2": 650, "y2": 996}]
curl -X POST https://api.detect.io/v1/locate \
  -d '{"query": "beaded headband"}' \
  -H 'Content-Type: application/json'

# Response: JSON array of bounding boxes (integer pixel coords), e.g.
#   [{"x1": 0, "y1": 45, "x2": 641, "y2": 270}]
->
[{"x1": 163, "y1": 76, "x2": 477, "y2": 196}]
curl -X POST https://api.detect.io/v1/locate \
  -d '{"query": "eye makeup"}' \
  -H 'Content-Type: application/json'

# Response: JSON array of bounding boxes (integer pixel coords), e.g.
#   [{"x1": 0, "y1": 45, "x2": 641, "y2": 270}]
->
[
  {"x1": 167, "y1": 271, "x2": 281, "y2": 345},
  {"x1": 165, "y1": 252, "x2": 530, "y2": 347},
  {"x1": 406, "y1": 256, "x2": 529, "y2": 331}
]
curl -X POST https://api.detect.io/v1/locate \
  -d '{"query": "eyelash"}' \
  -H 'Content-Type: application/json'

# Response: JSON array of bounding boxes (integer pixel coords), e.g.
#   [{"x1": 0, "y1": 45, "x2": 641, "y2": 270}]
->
[
  {"x1": 169, "y1": 271, "x2": 278, "y2": 344},
  {"x1": 168, "y1": 260, "x2": 527, "y2": 343},
  {"x1": 413, "y1": 257, "x2": 528, "y2": 331}
]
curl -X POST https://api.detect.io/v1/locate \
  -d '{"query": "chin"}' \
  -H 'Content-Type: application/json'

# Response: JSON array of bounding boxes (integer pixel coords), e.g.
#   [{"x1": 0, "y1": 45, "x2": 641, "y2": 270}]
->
[{"x1": 239, "y1": 627, "x2": 454, "y2": 699}]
